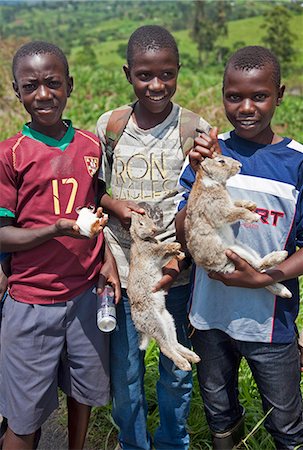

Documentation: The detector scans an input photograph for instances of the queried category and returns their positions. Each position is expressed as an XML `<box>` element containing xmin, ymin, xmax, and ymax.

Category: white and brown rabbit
<box><xmin>127</xmin><ymin>211</ymin><xmax>201</xmax><ymax>371</ymax></box>
<box><xmin>185</xmin><ymin>155</ymin><xmax>292</xmax><ymax>298</ymax></box>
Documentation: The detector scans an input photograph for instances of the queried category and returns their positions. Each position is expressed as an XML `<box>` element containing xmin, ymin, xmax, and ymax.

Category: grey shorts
<box><xmin>0</xmin><ymin>286</ymin><xmax>110</xmax><ymax>435</ymax></box>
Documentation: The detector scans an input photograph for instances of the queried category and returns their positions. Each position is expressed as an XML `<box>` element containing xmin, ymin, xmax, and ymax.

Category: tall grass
<box><xmin>85</xmin><ymin>341</ymin><xmax>294</xmax><ymax>449</ymax></box>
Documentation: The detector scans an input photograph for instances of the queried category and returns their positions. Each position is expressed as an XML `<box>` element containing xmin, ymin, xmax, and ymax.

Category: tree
<box><xmin>191</xmin><ymin>0</ymin><xmax>230</xmax><ymax>65</ymax></box>
<box><xmin>262</xmin><ymin>6</ymin><xmax>296</xmax><ymax>72</ymax></box>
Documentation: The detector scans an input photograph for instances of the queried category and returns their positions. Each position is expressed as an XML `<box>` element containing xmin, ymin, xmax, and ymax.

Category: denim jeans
<box><xmin>191</xmin><ymin>329</ymin><xmax>303</xmax><ymax>450</ymax></box>
<box><xmin>110</xmin><ymin>285</ymin><xmax>192</xmax><ymax>450</ymax></box>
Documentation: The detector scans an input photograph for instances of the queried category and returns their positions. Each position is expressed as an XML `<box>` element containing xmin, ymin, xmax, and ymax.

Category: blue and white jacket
<box><xmin>177</xmin><ymin>131</ymin><xmax>303</xmax><ymax>344</ymax></box>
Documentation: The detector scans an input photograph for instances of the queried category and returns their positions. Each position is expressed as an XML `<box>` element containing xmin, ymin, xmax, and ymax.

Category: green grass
<box><xmin>84</xmin><ymin>336</ymin><xmax>303</xmax><ymax>450</ymax></box>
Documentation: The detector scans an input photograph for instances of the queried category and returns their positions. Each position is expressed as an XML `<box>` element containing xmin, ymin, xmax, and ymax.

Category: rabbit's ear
<box><xmin>131</xmin><ymin>211</ymin><xmax>140</xmax><ymax>223</ymax></box>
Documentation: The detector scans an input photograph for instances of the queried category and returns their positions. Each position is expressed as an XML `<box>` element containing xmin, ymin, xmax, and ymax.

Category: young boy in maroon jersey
<box><xmin>0</xmin><ymin>41</ymin><xmax>121</xmax><ymax>450</ymax></box>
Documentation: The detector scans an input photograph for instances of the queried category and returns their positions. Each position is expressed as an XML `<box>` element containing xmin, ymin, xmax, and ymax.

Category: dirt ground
<box><xmin>38</xmin><ymin>410</ymin><xmax>68</xmax><ymax>450</ymax></box>
<box><xmin>1</xmin><ymin>411</ymin><xmax>91</xmax><ymax>450</ymax></box>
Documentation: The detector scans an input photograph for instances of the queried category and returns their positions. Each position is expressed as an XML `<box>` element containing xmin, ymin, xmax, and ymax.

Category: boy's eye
<box><xmin>138</xmin><ymin>73</ymin><xmax>150</xmax><ymax>81</ymax></box>
<box><xmin>22</xmin><ymin>83</ymin><xmax>36</xmax><ymax>92</ymax></box>
<box><xmin>161</xmin><ymin>72</ymin><xmax>174</xmax><ymax>81</ymax></box>
<box><xmin>227</xmin><ymin>94</ymin><xmax>241</xmax><ymax>102</ymax></box>
<box><xmin>254</xmin><ymin>93</ymin><xmax>267</xmax><ymax>101</ymax></box>
<box><xmin>47</xmin><ymin>80</ymin><xmax>62</xmax><ymax>89</ymax></box>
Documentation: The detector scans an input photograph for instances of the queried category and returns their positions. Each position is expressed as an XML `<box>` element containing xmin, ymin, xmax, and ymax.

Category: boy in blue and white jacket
<box><xmin>176</xmin><ymin>46</ymin><xmax>303</xmax><ymax>450</ymax></box>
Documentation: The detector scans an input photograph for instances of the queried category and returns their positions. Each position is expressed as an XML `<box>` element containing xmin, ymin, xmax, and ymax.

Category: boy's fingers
<box><xmin>194</xmin><ymin>133</ymin><xmax>213</xmax><ymax>148</ymax></box>
<box><xmin>95</xmin><ymin>207</ymin><xmax>103</xmax><ymax>218</ymax></box>
<box><xmin>193</xmin><ymin>146</ymin><xmax>215</xmax><ymax>159</ymax></box>
<box><xmin>128</xmin><ymin>203</ymin><xmax>145</xmax><ymax>214</ymax></box>
<box><xmin>209</xmin><ymin>127</ymin><xmax>222</xmax><ymax>155</ymax></box>
<box><xmin>209</xmin><ymin>127</ymin><xmax>218</xmax><ymax>141</ymax></box>
<box><xmin>97</xmin><ymin>273</ymin><xmax>106</xmax><ymax>295</ymax></box>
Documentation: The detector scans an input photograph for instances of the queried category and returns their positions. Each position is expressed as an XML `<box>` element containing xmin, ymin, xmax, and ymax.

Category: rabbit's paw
<box><xmin>176</xmin><ymin>251</ymin><xmax>186</xmax><ymax>261</ymax></box>
<box><xmin>169</xmin><ymin>242</ymin><xmax>182</xmax><ymax>253</ymax></box>
<box><xmin>234</xmin><ymin>200</ymin><xmax>257</xmax><ymax>211</ymax></box>
<box><xmin>245</xmin><ymin>212</ymin><xmax>260</xmax><ymax>223</ymax></box>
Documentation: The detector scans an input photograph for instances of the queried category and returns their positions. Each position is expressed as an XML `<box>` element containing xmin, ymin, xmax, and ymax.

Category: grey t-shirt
<box><xmin>97</xmin><ymin>103</ymin><xmax>210</xmax><ymax>287</ymax></box>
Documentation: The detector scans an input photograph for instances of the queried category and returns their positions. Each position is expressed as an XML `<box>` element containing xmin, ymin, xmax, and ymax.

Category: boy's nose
<box><xmin>239</xmin><ymin>98</ymin><xmax>255</xmax><ymax>114</ymax></box>
<box><xmin>36</xmin><ymin>84</ymin><xmax>52</xmax><ymax>100</ymax></box>
<box><xmin>149</xmin><ymin>77</ymin><xmax>164</xmax><ymax>91</ymax></box>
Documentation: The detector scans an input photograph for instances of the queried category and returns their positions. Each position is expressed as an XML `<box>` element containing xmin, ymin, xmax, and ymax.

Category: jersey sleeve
<box><xmin>175</xmin><ymin>155</ymin><xmax>196</xmax><ymax>212</ymax></box>
<box><xmin>0</xmin><ymin>140</ymin><xmax>18</xmax><ymax>216</ymax></box>
<box><xmin>96</xmin><ymin>110</ymin><xmax>113</xmax><ymax>189</ymax></box>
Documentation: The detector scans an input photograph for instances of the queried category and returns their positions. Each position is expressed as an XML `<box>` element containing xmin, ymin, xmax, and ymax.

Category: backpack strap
<box><xmin>179</xmin><ymin>107</ymin><xmax>202</xmax><ymax>156</ymax></box>
<box><xmin>105</xmin><ymin>102</ymin><xmax>136</xmax><ymax>168</ymax></box>
<box><xmin>105</xmin><ymin>103</ymin><xmax>203</xmax><ymax>167</ymax></box>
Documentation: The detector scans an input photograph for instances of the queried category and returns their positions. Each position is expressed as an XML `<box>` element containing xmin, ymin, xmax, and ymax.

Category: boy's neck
<box><xmin>235</xmin><ymin>128</ymin><xmax>283</xmax><ymax>146</ymax></box>
<box><xmin>133</xmin><ymin>102</ymin><xmax>173</xmax><ymax>130</ymax></box>
<box><xmin>28</xmin><ymin>120</ymin><xmax>69</xmax><ymax>140</ymax></box>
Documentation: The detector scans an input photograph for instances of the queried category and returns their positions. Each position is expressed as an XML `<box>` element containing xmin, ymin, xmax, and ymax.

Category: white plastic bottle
<box><xmin>97</xmin><ymin>285</ymin><xmax>116</xmax><ymax>332</ymax></box>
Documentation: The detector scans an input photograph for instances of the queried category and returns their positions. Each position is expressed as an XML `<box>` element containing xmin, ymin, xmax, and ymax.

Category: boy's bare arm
<box><xmin>0</xmin><ymin>216</ymin><xmax>85</xmax><ymax>253</ymax></box>
<box><xmin>175</xmin><ymin>206</ymin><xmax>188</xmax><ymax>252</ymax></box>
<box><xmin>209</xmin><ymin>248</ymin><xmax>303</xmax><ymax>288</ymax></box>
<box><xmin>100</xmin><ymin>190</ymin><xmax>145</xmax><ymax>230</ymax></box>
<box><xmin>97</xmin><ymin>241</ymin><xmax>121</xmax><ymax>303</ymax></box>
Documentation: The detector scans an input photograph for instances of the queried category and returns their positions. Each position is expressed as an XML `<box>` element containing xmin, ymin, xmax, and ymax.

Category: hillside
<box><xmin>0</xmin><ymin>1</ymin><xmax>302</xmax><ymax>142</ymax></box>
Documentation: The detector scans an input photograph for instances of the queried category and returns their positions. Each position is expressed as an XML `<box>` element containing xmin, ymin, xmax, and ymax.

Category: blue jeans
<box><xmin>110</xmin><ymin>285</ymin><xmax>192</xmax><ymax>450</ymax></box>
<box><xmin>191</xmin><ymin>329</ymin><xmax>303</xmax><ymax>450</ymax></box>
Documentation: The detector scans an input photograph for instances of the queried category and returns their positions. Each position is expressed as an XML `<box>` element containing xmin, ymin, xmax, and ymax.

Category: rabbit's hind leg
<box><xmin>154</xmin><ymin>309</ymin><xmax>192</xmax><ymax>371</ymax></box>
<box><xmin>258</xmin><ymin>250</ymin><xmax>288</xmax><ymax>271</ymax></box>
<box><xmin>159</xmin><ymin>309</ymin><xmax>200</xmax><ymax>366</ymax></box>
<box><xmin>160</xmin><ymin>345</ymin><xmax>192</xmax><ymax>371</ymax></box>
<box><xmin>175</xmin><ymin>344</ymin><xmax>200</xmax><ymax>364</ymax></box>
<box><xmin>265</xmin><ymin>283</ymin><xmax>292</xmax><ymax>299</ymax></box>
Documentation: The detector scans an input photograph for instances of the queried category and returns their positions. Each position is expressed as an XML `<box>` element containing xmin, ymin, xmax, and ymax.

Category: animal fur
<box><xmin>127</xmin><ymin>212</ymin><xmax>201</xmax><ymax>371</ymax></box>
<box><xmin>185</xmin><ymin>155</ymin><xmax>292</xmax><ymax>299</ymax></box>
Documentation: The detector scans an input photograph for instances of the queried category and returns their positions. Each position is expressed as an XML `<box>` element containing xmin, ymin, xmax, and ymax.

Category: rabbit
<box><xmin>127</xmin><ymin>211</ymin><xmax>201</xmax><ymax>371</ymax></box>
<box><xmin>185</xmin><ymin>155</ymin><xmax>292</xmax><ymax>299</ymax></box>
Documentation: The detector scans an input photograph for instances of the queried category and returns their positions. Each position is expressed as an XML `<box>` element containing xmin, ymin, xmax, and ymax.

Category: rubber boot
<box><xmin>212</xmin><ymin>409</ymin><xmax>245</xmax><ymax>450</ymax></box>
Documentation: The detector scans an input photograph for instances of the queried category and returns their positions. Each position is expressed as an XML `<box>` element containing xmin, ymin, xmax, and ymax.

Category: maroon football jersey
<box><xmin>0</xmin><ymin>121</ymin><xmax>104</xmax><ymax>304</ymax></box>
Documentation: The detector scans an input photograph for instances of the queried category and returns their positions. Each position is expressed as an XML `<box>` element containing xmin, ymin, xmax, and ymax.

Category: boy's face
<box><xmin>123</xmin><ymin>48</ymin><xmax>180</xmax><ymax>117</ymax></box>
<box><xmin>13</xmin><ymin>53</ymin><xmax>73</xmax><ymax>134</ymax></box>
<box><xmin>223</xmin><ymin>65</ymin><xmax>284</xmax><ymax>144</ymax></box>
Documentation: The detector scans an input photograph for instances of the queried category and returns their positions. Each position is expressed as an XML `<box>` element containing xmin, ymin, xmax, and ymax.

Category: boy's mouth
<box><xmin>147</xmin><ymin>95</ymin><xmax>166</xmax><ymax>102</ymax></box>
<box><xmin>35</xmin><ymin>103</ymin><xmax>57</xmax><ymax>112</ymax></box>
<box><xmin>237</xmin><ymin>120</ymin><xmax>258</xmax><ymax>128</ymax></box>
<box><xmin>238</xmin><ymin>120</ymin><xmax>257</xmax><ymax>127</ymax></box>
<box><xmin>36</xmin><ymin>107</ymin><xmax>56</xmax><ymax>111</ymax></box>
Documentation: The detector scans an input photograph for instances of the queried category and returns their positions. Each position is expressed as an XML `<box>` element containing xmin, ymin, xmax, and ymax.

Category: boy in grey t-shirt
<box><xmin>96</xmin><ymin>25</ymin><xmax>210</xmax><ymax>450</ymax></box>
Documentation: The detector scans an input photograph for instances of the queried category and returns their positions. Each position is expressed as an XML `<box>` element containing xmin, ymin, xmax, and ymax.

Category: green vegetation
<box><xmin>0</xmin><ymin>1</ymin><xmax>302</xmax><ymax>448</ymax></box>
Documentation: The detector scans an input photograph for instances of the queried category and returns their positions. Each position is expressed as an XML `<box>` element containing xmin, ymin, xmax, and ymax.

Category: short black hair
<box><xmin>12</xmin><ymin>41</ymin><xmax>69</xmax><ymax>81</ymax></box>
<box><xmin>127</xmin><ymin>25</ymin><xmax>179</xmax><ymax>67</ymax></box>
<box><xmin>223</xmin><ymin>46</ymin><xmax>281</xmax><ymax>89</ymax></box>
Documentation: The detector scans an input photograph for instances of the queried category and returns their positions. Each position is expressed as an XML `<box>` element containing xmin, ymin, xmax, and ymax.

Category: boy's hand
<box><xmin>55</xmin><ymin>218</ymin><xmax>85</xmax><ymax>238</ymax></box>
<box><xmin>208</xmin><ymin>249</ymin><xmax>268</xmax><ymax>288</ymax></box>
<box><xmin>152</xmin><ymin>257</ymin><xmax>184</xmax><ymax>293</ymax></box>
<box><xmin>97</xmin><ymin>243</ymin><xmax>121</xmax><ymax>303</ymax></box>
<box><xmin>190</xmin><ymin>127</ymin><xmax>221</xmax><ymax>171</ymax></box>
<box><xmin>55</xmin><ymin>207</ymin><xmax>107</xmax><ymax>239</ymax></box>
<box><xmin>115</xmin><ymin>200</ymin><xmax>146</xmax><ymax>230</ymax></box>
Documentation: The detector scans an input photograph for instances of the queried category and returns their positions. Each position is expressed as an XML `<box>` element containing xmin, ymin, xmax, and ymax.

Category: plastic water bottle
<box><xmin>97</xmin><ymin>285</ymin><xmax>116</xmax><ymax>332</ymax></box>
